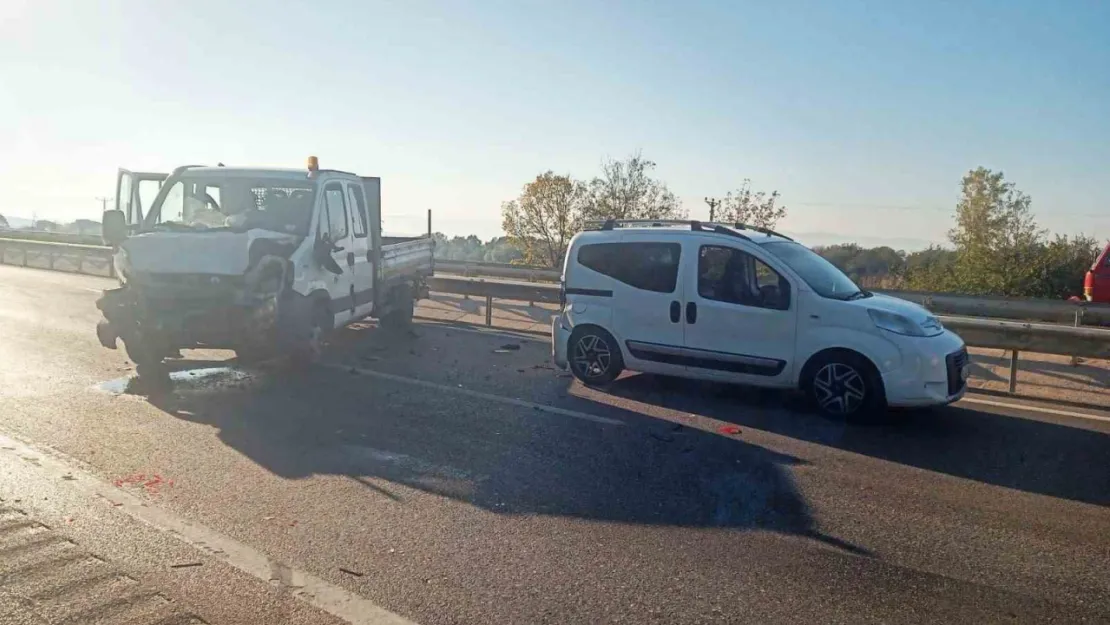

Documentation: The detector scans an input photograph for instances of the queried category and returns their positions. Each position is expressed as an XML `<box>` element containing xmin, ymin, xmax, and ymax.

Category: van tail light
<box><xmin>1084</xmin><ymin>271</ymin><xmax>1094</xmax><ymax>301</ymax></box>
<box><xmin>559</xmin><ymin>279</ymin><xmax>566</xmax><ymax>308</ymax></box>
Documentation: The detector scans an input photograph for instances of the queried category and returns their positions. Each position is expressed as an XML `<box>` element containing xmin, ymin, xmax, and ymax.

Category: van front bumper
<box><xmin>882</xmin><ymin>330</ymin><xmax>969</xmax><ymax>408</ymax></box>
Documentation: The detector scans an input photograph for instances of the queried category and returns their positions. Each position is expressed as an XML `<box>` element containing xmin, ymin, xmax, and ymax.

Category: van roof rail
<box><xmin>583</xmin><ymin>219</ymin><xmax>752</xmax><ymax>241</ymax></box>
<box><xmin>731</xmin><ymin>222</ymin><xmax>794</xmax><ymax>241</ymax></box>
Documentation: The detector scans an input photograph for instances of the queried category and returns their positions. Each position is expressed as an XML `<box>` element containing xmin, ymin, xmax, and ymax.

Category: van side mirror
<box><xmin>102</xmin><ymin>210</ymin><xmax>128</xmax><ymax>247</ymax></box>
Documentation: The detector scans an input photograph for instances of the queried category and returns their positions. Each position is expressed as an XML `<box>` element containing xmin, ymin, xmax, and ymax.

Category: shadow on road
<box><xmin>600</xmin><ymin>374</ymin><xmax>1110</xmax><ymax>507</ymax></box>
<box><xmin>132</xmin><ymin>344</ymin><xmax>869</xmax><ymax>556</ymax></box>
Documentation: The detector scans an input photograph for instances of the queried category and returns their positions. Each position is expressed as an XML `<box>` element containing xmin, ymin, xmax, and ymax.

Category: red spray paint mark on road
<box><xmin>717</xmin><ymin>425</ymin><xmax>742</xmax><ymax>436</ymax></box>
<box><xmin>113</xmin><ymin>473</ymin><xmax>173</xmax><ymax>495</ymax></box>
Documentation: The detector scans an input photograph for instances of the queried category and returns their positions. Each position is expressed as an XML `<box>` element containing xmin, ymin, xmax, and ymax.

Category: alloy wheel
<box><xmin>572</xmin><ymin>334</ymin><xmax>611</xmax><ymax>379</ymax></box>
<box><xmin>813</xmin><ymin>362</ymin><xmax>866</xmax><ymax>415</ymax></box>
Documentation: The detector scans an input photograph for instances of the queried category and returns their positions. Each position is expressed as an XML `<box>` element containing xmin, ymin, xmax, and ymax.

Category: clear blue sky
<box><xmin>2</xmin><ymin>0</ymin><xmax>1107</xmax><ymax>249</ymax></box>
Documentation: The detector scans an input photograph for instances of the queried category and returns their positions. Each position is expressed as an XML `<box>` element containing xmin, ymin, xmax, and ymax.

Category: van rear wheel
<box><xmin>568</xmin><ymin>327</ymin><xmax>623</xmax><ymax>386</ymax></box>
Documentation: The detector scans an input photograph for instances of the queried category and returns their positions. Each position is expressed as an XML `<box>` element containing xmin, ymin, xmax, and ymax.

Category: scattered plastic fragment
<box><xmin>339</xmin><ymin>567</ymin><xmax>364</xmax><ymax>577</ymax></box>
<box><xmin>717</xmin><ymin>425</ymin><xmax>742</xmax><ymax>435</ymax></box>
<box><xmin>170</xmin><ymin>562</ymin><xmax>202</xmax><ymax>569</ymax></box>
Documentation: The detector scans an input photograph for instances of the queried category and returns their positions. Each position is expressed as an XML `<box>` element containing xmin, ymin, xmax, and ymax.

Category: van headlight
<box><xmin>868</xmin><ymin>309</ymin><xmax>940</xmax><ymax>337</ymax></box>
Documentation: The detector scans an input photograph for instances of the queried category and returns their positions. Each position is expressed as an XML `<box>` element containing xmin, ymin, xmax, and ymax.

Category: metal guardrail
<box><xmin>427</xmin><ymin>275</ymin><xmax>1110</xmax><ymax>394</ymax></box>
<box><xmin>4</xmin><ymin>239</ymin><xmax>1106</xmax><ymax>393</ymax></box>
<box><xmin>435</xmin><ymin>260</ymin><xmax>1110</xmax><ymax>327</ymax></box>
<box><xmin>0</xmin><ymin>237</ymin><xmax>115</xmax><ymax>277</ymax></box>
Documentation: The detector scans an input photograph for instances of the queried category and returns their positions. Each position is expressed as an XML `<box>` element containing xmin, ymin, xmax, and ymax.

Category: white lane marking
<box><xmin>960</xmin><ymin>396</ymin><xmax>1110</xmax><ymax>424</ymax></box>
<box><xmin>0</xmin><ymin>430</ymin><xmax>417</xmax><ymax>625</ymax></box>
<box><xmin>320</xmin><ymin>364</ymin><xmax>624</xmax><ymax>427</ymax></box>
<box><xmin>82</xmin><ymin>287</ymin><xmax>105</xmax><ymax>293</ymax></box>
<box><xmin>413</xmin><ymin>318</ymin><xmax>546</xmax><ymax>343</ymax></box>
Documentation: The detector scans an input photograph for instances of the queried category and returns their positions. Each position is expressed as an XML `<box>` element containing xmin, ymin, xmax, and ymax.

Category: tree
<box><xmin>716</xmin><ymin>180</ymin><xmax>786</xmax><ymax>228</ymax></box>
<box><xmin>501</xmin><ymin>171</ymin><xmax>586</xmax><ymax>267</ymax></box>
<box><xmin>950</xmin><ymin>167</ymin><xmax>1042</xmax><ymax>254</ymax></box>
<box><xmin>0</xmin><ymin>214</ymin><xmax>8</xmax><ymax>229</ymax></box>
<box><xmin>582</xmin><ymin>152</ymin><xmax>685</xmax><ymax>222</ymax></box>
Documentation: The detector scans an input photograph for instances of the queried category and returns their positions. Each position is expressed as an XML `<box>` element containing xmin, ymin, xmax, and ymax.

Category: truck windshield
<box><xmin>143</xmin><ymin>176</ymin><xmax>316</xmax><ymax>236</ymax></box>
<box><xmin>762</xmin><ymin>241</ymin><xmax>867</xmax><ymax>301</ymax></box>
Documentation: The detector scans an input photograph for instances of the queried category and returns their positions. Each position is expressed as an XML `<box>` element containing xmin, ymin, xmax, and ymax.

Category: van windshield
<box><xmin>143</xmin><ymin>175</ymin><xmax>316</xmax><ymax>236</ymax></box>
<box><xmin>762</xmin><ymin>241</ymin><xmax>868</xmax><ymax>301</ymax></box>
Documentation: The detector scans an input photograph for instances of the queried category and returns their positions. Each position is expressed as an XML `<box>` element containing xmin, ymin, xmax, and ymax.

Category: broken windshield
<box><xmin>144</xmin><ymin>175</ymin><xmax>316</xmax><ymax>236</ymax></box>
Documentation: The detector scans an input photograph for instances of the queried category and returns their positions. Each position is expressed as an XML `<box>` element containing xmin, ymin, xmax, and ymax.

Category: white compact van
<box><xmin>552</xmin><ymin>220</ymin><xmax>968</xmax><ymax>418</ymax></box>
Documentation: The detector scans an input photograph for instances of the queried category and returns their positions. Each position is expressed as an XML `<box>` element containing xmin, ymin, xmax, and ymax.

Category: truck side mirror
<box><xmin>313</xmin><ymin>234</ymin><xmax>344</xmax><ymax>275</ymax></box>
<box><xmin>102</xmin><ymin>210</ymin><xmax>128</xmax><ymax>247</ymax></box>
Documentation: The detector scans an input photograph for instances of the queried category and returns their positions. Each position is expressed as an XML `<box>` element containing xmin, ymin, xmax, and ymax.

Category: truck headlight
<box><xmin>113</xmin><ymin>249</ymin><xmax>133</xmax><ymax>281</ymax></box>
<box><xmin>868</xmin><ymin>309</ymin><xmax>939</xmax><ymax>337</ymax></box>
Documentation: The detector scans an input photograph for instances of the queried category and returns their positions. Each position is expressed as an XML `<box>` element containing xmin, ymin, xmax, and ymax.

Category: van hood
<box><xmin>854</xmin><ymin>293</ymin><xmax>937</xmax><ymax>323</ymax></box>
<box><xmin>120</xmin><ymin>229</ymin><xmax>301</xmax><ymax>276</ymax></box>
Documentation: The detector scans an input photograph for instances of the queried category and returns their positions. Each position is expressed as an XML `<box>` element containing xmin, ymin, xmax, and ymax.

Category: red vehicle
<box><xmin>1085</xmin><ymin>243</ymin><xmax>1110</xmax><ymax>303</ymax></box>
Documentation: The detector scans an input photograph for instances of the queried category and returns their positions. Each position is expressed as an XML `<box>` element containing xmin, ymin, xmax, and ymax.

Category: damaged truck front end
<box><xmin>96</xmin><ymin>242</ymin><xmax>312</xmax><ymax>377</ymax></box>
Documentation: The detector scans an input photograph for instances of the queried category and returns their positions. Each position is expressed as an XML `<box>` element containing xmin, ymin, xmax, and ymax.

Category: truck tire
<box><xmin>379</xmin><ymin>285</ymin><xmax>414</xmax><ymax>333</ymax></box>
<box><xmin>289</xmin><ymin>304</ymin><xmax>330</xmax><ymax>368</ymax></box>
<box><xmin>123</xmin><ymin>334</ymin><xmax>170</xmax><ymax>385</ymax></box>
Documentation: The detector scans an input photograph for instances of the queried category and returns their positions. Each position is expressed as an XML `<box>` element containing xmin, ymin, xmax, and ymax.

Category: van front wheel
<box><xmin>568</xmin><ymin>327</ymin><xmax>623</xmax><ymax>386</ymax></box>
<box><xmin>804</xmin><ymin>351</ymin><xmax>885</xmax><ymax>420</ymax></box>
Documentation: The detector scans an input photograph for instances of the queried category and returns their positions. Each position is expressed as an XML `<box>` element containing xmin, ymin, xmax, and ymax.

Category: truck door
<box><xmin>345</xmin><ymin>181</ymin><xmax>375</xmax><ymax>318</ymax></box>
<box><xmin>115</xmin><ymin>169</ymin><xmax>167</xmax><ymax>229</ymax></box>
<box><xmin>319</xmin><ymin>181</ymin><xmax>356</xmax><ymax>328</ymax></box>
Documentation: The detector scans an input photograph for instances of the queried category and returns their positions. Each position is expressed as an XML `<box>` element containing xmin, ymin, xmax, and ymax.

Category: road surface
<box><xmin>1</xmin><ymin>265</ymin><xmax>1108</xmax><ymax>624</ymax></box>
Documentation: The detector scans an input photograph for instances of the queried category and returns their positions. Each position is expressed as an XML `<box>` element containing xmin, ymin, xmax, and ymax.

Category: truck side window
<box><xmin>347</xmin><ymin>185</ymin><xmax>368</xmax><ymax>239</ymax></box>
<box><xmin>323</xmin><ymin>183</ymin><xmax>349</xmax><ymax>240</ymax></box>
<box><xmin>577</xmin><ymin>242</ymin><xmax>681</xmax><ymax>293</ymax></box>
<box><xmin>698</xmin><ymin>245</ymin><xmax>789</xmax><ymax>310</ymax></box>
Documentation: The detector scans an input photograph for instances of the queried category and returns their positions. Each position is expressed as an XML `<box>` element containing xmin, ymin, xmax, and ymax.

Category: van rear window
<box><xmin>577</xmin><ymin>243</ymin><xmax>681</xmax><ymax>293</ymax></box>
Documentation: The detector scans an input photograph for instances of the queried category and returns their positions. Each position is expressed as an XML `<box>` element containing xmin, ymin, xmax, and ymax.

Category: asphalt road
<box><xmin>1</xmin><ymin>264</ymin><xmax>1108</xmax><ymax>625</ymax></box>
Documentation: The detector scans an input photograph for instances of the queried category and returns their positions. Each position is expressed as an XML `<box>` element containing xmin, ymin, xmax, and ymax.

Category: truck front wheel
<box><xmin>123</xmin><ymin>334</ymin><xmax>169</xmax><ymax>383</ymax></box>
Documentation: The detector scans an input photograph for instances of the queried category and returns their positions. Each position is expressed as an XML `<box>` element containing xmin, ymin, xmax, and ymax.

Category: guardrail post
<box><xmin>485</xmin><ymin>295</ymin><xmax>493</xmax><ymax>326</ymax></box>
<box><xmin>48</xmin><ymin>251</ymin><xmax>56</xmax><ymax>270</ymax></box>
<box><xmin>21</xmin><ymin>246</ymin><xmax>27</xmax><ymax>267</ymax></box>
<box><xmin>108</xmin><ymin>254</ymin><xmax>116</xmax><ymax>279</ymax></box>
<box><xmin>1070</xmin><ymin>310</ymin><xmax>1084</xmax><ymax>366</ymax></box>
<box><xmin>77</xmin><ymin>251</ymin><xmax>85</xmax><ymax>274</ymax></box>
<box><xmin>1008</xmin><ymin>350</ymin><xmax>1019</xmax><ymax>393</ymax></box>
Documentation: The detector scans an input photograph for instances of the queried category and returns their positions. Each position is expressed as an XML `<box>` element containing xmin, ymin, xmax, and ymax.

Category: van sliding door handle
<box><xmin>686</xmin><ymin>302</ymin><xmax>697</xmax><ymax>324</ymax></box>
<box><xmin>669</xmin><ymin>301</ymin><xmax>680</xmax><ymax>323</ymax></box>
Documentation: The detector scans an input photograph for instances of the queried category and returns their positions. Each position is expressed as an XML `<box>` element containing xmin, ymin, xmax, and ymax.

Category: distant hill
<box><xmin>782</xmin><ymin>231</ymin><xmax>943</xmax><ymax>252</ymax></box>
<box><xmin>0</xmin><ymin>215</ymin><xmax>34</xmax><ymax>230</ymax></box>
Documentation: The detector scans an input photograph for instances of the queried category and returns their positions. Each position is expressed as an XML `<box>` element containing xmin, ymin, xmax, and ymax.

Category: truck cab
<box><xmin>96</xmin><ymin>159</ymin><xmax>433</xmax><ymax>378</ymax></box>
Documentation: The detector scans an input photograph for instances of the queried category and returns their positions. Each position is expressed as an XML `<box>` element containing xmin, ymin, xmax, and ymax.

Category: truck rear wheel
<box><xmin>379</xmin><ymin>285</ymin><xmax>414</xmax><ymax>333</ymax></box>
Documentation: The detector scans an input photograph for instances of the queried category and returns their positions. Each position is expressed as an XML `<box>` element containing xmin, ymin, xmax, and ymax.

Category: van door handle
<box><xmin>669</xmin><ymin>300</ymin><xmax>680</xmax><ymax>323</ymax></box>
<box><xmin>686</xmin><ymin>302</ymin><xmax>697</xmax><ymax>324</ymax></box>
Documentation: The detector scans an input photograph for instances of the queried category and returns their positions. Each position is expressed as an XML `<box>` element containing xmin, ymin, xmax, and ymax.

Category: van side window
<box><xmin>577</xmin><ymin>242</ymin><xmax>681</xmax><ymax>293</ymax></box>
<box><xmin>698</xmin><ymin>245</ymin><xmax>790</xmax><ymax>310</ymax></box>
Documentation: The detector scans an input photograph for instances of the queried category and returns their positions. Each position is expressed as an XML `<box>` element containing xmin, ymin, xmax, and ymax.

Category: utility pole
<box><xmin>704</xmin><ymin>197</ymin><xmax>721</xmax><ymax>222</ymax></box>
<box><xmin>95</xmin><ymin>197</ymin><xmax>113</xmax><ymax>213</ymax></box>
